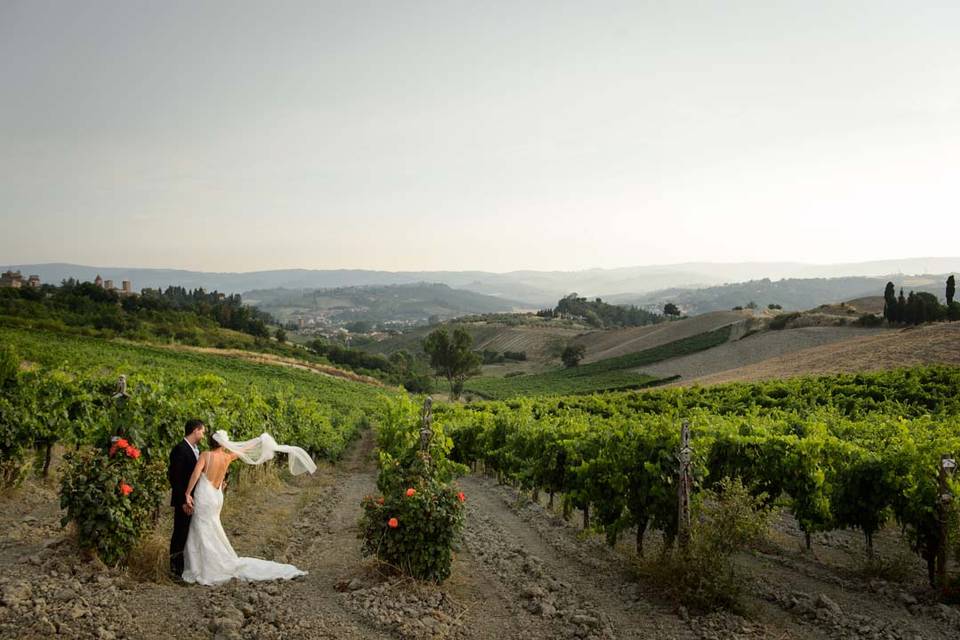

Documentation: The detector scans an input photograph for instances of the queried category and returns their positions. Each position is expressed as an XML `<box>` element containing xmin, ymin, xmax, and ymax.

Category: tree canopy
<box><xmin>422</xmin><ymin>328</ymin><xmax>481</xmax><ymax>399</ymax></box>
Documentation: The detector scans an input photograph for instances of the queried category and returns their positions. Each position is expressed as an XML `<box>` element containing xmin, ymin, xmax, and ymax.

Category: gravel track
<box><xmin>2</xmin><ymin>434</ymin><xmax>959</xmax><ymax>640</ymax></box>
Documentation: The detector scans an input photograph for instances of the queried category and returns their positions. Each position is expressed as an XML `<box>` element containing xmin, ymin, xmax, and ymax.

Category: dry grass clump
<box><xmin>127</xmin><ymin>528</ymin><xmax>174</xmax><ymax>584</ymax></box>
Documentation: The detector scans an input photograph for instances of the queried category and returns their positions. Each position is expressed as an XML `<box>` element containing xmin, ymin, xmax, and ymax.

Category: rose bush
<box><xmin>359</xmin><ymin>396</ymin><xmax>466</xmax><ymax>582</ymax></box>
<box><xmin>59</xmin><ymin>437</ymin><xmax>165</xmax><ymax>565</ymax></box>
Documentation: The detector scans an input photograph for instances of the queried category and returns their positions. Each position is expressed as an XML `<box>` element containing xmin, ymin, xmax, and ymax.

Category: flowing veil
<box><xmin>212</xmin><ymin>430</ymin><xmax>317</xmax><ymax>476</ymax></box>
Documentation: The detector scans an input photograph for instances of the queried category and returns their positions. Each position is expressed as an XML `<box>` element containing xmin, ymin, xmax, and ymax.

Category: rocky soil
<box><xmin>2</xmin><ymin>432</ymin><xmax>959</xmax><ymax>639</ymax></box>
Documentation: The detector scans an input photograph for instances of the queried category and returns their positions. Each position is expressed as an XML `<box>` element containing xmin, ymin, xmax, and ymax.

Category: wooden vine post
<box><xmin>110</xmin><ymin>374</ymin><xmax>130</xmax><ymax>443</ymax></box>
<box><xmin>677</xmin><ymin>420</ymin><xmax>692</xmax><ymax>551</ymax></box>
<box><xmin>937</xmin><ymin>454</ymin><xmax>956</xmax><ymax>590</ymax></box>
<box><xmin>419</xmin><ymin>396</ymin><xmax>433</xmax><ymax>469</ymax></box>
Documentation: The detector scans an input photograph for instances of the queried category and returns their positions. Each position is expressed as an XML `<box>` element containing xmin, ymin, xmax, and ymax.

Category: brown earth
<box><xmin>639</xmin><ymin>326</ymin><xmax>886</xmax><ymax>383</ymax></box>
<box><xmin>677</xmin><ymin>322</ymin><xmax>960</xmax><ymax>387</ymax></box>
<box><xmin>575</xmin><ymin>311</ymin><xmax>751</xmax><ymax>364</ymax></box>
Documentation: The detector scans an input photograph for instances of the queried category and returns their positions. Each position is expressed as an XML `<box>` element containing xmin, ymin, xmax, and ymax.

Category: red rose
<box><xmin>119</xmin><ymin>483</ymin><xmax>133</xmax><ymax>496</ymax></box>
<box><xmin>457</xmin><ymin>492</ymin><xmax>466</xmax><ymax>503</ymax></box>
<box><xmin>109</xmin><ymin>445</ymin><xmax>119</xmax><ymax>457</ymax></box>
<box><xmin>126</xmin><ymin>447</ymin><xmax>141</xmax><ymax>459</ymax></box>
<box><xmin>405</xmin><ymin>488</ymin><xmax>416</xmax><ymax>497</ymax></box>
<box><xmin>387</xmin><ymin>517</ymin><xmax>399</xmax><ymax>529</ymax></box>
<box><xmin>115</xmin><ymin>439</ymin><xmax>129</xmax><ymax>449</ymax></box>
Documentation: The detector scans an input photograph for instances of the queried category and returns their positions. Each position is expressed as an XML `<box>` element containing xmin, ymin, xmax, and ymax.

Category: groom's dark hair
<box><xmin>184</xmin><ymin>418</ymin><xmax>205</xmax><ymax>437</ymax></box>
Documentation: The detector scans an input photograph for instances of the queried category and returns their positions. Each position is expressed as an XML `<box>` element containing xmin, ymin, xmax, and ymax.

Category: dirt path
<box><xmin>3</xmin><ymin>437</ymin><xmax>959</xmax><ymax>640</ymax></box>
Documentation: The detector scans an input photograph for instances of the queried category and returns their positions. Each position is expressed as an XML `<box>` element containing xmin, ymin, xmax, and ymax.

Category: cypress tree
<box><xmin>883</xmin><ymin>282</ymin><xmax>896</xmax><ymax>322</ymax></box>
<box><xmin>947</xmin><ymin>275</ymin><xmax>956</xmax><ymax>306</ymax></box>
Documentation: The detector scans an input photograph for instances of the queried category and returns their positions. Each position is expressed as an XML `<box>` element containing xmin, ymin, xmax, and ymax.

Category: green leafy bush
<box><xmin>769</xmin><ymin>312</ymin><xmax>801</xmax><ymax>330</ymax></box>
<box><xmin>360</xmin><ymin>396</ymin><xmax>466</xmax><ymax>582</ymax></box>
<box><xmin>359</xmin><ymin>474</ymin><xmax>465</xmax><ymax>582</ymax></box>
<box><xmin>647</xmin><ymin>477</ymin><xmax>773</xmax><ymax>611</ymax></box>
<box><xmin>59</xmin><ymin>438</ymin><xmax>165</xmax><ymax>565</ymax></box>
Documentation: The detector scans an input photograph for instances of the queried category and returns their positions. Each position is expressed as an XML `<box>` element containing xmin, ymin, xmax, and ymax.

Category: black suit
<box><xmin>167</xmin><ymin>440</ymin><xmax>198</xmax><ymax>577</ymax></box>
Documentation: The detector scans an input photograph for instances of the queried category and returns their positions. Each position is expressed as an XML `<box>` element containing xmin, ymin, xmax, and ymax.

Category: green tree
<box><xmin>561</xmin><ymin>344</ymin><xmax>586</xmax><ymax>368</ymax></box>
<box><xmin>422</xmin><ymin>328</ymin><xmax>481</xmax><ymax>400</ymax></box>
<box><xmin>947</xmin><ymin>275</ymin><xmax>956</xmax><ymax>306</ymax></box>
<box><xmin>883</xmin><ymin>281</ymin><xmax>897</xmax><ymax>323</ymax></box>
<box><xmin>663</xmin><ymin>302</ymin><xmax>681</xmax><ymax>317</ymax></box>
<box><xmin>274</xmin><ymin>327</ymin><xmax>287</xmax><ymax>343</ymax></box>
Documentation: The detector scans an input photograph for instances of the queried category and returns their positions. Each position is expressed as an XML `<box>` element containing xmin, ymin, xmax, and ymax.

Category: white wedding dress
<box><xmin>182</xmin><ymin>473</ymin><xmax>306</xmax><ymax>586</ymax></box>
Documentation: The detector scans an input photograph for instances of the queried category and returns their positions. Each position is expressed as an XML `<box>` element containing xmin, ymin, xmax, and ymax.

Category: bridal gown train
<box><xmin>182</xmin><ymin>473</ymin><xmax>306</xmax><ymax>586</ymax></box>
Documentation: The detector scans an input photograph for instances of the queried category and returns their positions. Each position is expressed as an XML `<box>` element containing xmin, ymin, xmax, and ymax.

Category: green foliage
<box><xmin>0</xmin><ymin>281</ymin><xmax>273</xmax><ymax>343</ymax></box>
<box><xmin>560</xmin><ymin>344</ymin><xmax>586</xmax><ymax>368</ymax></box>
<box><xmin>422</xmin><ymin>328</ymin><xmax>481</xmax><ymax>399</ymax></box>
<box><xmin>555</xmin><ymin>293</ymin><xmax>661</xmax><ymax>328</ymax></box>
<box><xmin>59</xmin><ymin>439</ymin><xmax>166</xmax><ymax>566</ymax></box>
<box><xmin>0</xmin><ymin>326</ymin><xmax>390</xmax><ymax>491</ymax></box>
<box><xmin>360</xmin><ymin>396</ymin><xmax>466</xmax><ymax>582</ymax></box>
<box><xmin>663</xmin><ymin>302</ymin><xmax>681</xmax><ymax>316</ymax></box>
<box><xmin>853</xmin><ymin>313</ymin><xmax>883</xmax><ymax>327</ymax></box>
<box><xmin>464</xmin><ymin>326</ymin><xmax>730</xmax><ymax>399</ymax></box>
<box><xmin>438</xmin><ymin>366</ymin><xmax>960</xmax><ymax>588</ymax></box>
<box><xmin>388</xmin><ymin>350</ymin><xmax>434</xmax><ymax>394</ymax></box>
<box><xmin>769</xmin><ymin>312</ymin><xmax>801</xmax><ymax>330</ymax></box>
<box><xmin>359</xmin><ymin>478</ymin><xmax>465</xmax><ymax>583</ymax></box>
<box><xmin>947</xmin><ymin>275</ymin><xmax>955</xmax><ymax>306</ymax></box>
<box><xmin>648</xmin><ymin>478</ymin><xmax>773</xmax><ymax>611</ymax></box>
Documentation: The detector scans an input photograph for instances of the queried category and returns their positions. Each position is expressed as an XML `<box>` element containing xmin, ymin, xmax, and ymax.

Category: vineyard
<box><xmin>0</xmin><ymin>326</ymin><xmax>393</xmax><ymax>486</ymax></box>
<box><xmin>439</xmin><ymin>366</ymin><xmax>960</xmax><ymax>586</ymax></box>
<box><xmin>462</xmin><ymin>326</ymin><xmax>733</xmax><ymax>399</ymax></box>
<box><xmin>3</xmin><ymin>321</ymin><xmax>960</xmax><ymax>638</ymax></box>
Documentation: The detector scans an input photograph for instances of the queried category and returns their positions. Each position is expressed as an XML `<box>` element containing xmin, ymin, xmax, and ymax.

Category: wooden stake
<box><xmin>677</xmin><ymin>420</ymin><xmax>692</xmax><ymax>551</ymax></box>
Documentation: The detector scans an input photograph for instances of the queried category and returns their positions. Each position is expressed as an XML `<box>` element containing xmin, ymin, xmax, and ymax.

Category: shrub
<box><xmin>769</xmin><ymin>312</ymin><xmax>801</xmax><ymax>330</ymax></box>
<box><xmin>359</xmin><ymin>476</ymin><xmax>465</xmax><ymax>582</ymax></box>
<box><xmin>853</xmin><ymin>313</ymin><xmax>883</xmax><ymax>327</ymax></box>
<box><xmin>360</xmin><ymin>396</ymin><xmax>466</xmax><ymax>582</ymax></box>
<box><xmin>645</xmin><ymin>477</ymin><xmax>772</xmax><ymax>611</ymax></box>
<box><xmin>59</xmin><ymin>438</ymin><xmax>165</xmax><ymax>565</ymax></box>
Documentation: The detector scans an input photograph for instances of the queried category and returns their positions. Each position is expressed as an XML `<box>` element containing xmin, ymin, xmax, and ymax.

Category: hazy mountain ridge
<box><xmin>244</xmin><ymin>282</ymin><xmax>528</xmax><ymax>328</ymax></box>
<box><xmin>5</xmin><ymin>258</ymin><xmax>959</xmax><ymax>308</ymax></box>
<box><xmin>609</xmin><ymin>274</ymin><xmax>954</xmax><ymax>315</ymax></box>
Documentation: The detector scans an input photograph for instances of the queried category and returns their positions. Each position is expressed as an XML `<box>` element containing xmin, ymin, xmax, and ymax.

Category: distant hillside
<box><xmin>609</xmin><ymin>274</ymin><xmax>954</xmax><ymax>315</ymax></box>
<box><xmin>243</xmin><ymin>283</ymin><xmax>528</xmax><ymax>327</ymax></box>
<box><xmin>676</xmin><ymin>322</ymin><xmax>960</xmax><ymax>386</ymax></box>
<box><xmin>8</xmin><ymin>258</ymin><xmax>959</xmax><ymax>305</ymax></box>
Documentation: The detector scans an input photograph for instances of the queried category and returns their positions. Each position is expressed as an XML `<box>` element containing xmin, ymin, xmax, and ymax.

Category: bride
<box><xmin>182</xmin><ymin>429</ymin><xmax>316</xmax><ymax>586</ymax></box>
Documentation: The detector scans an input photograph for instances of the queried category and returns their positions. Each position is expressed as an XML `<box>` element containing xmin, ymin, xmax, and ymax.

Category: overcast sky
<box><xmin>1</xmin><ymin>1</ymin><xmax>958</xmax><ymax>272</ymax></box>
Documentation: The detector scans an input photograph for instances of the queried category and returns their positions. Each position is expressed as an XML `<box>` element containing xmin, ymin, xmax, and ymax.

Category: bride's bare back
<box><xmin>202</xmin><ymin>449</ymin><xmax>234</xmax><ymax>490</ymax></box>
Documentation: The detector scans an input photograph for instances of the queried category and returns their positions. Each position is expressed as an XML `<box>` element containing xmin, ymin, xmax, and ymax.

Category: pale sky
<box><xmin>1</xmin><ymin>1</ymin><xmax>958</xmax><ymax>272</ymax></box>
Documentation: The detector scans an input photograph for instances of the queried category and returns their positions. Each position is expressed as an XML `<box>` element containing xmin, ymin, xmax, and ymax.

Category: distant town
<box><xmin>1</xmin><ymin>270</ymin><xmax>136</xmax><ymax>296</ymax></box>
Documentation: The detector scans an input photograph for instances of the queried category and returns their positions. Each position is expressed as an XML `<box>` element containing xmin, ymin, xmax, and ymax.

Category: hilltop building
<box><xmin>93</xmin><ymin>274</ymin><xmax>135</xmax><ymax>295</ymax></box>
<box><xmin>1</xmin><ymin>270</ymin><xmax>40</xmax><ymax>289</ymax></box>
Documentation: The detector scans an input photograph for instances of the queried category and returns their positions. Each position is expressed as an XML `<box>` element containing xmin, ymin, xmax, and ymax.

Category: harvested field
<box><xmin>640</xmin><ymin>326</ymin><xmax>885</xmax><ymax>382</ymax></box>
<box><xmin>474</xmin><ymin>325</ymin><xmax>585</xmax><ymax>360</ymax></box>
<box><xmin>677</xmin><ymin>321</ymin><xmax>960</xmax><ymax>386</ymax></box>
<box><xmin>576</xmin><ymin>311</ymin><xmax>749</xmax><ymax>363</ymax></box>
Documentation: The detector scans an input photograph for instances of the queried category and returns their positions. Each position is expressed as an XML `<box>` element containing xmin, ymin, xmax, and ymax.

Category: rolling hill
<box><xmin>243</xmin><ymin>283</ymin><xmax>529</xmax><ymax>327</ymax></box>
<box><xmin>608</xmin><ymin>274</ymin><xmax>954</xmax><ymax>315</ymax></box>
<box><xmin>9</xmin><ymin>258</ymin><xmax>958</xmax><ymax>306</ymax></box>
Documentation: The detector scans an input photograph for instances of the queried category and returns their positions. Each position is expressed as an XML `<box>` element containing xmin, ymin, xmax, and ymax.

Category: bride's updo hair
<box><xmin>208</xmin><ymin>431</ymin><xmax>223</xmax><ymax>450</ymax></box>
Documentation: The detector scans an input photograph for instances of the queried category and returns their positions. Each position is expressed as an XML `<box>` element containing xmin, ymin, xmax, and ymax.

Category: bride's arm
<box><xmin>184</xmin><ymin>453</ymin><xmax>207</xmax><ymax>509</ymax></box>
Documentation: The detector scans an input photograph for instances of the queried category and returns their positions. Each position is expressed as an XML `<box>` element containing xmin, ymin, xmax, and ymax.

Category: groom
<box><xmin>168</xmin><ymin>418</ymin><xmax>205</xmax><ymax>579</ymax></box>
